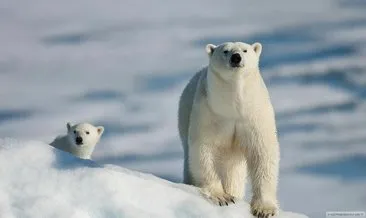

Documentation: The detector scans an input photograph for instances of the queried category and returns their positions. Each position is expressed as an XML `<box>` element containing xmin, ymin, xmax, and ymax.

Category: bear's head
<box><xmin>206</xmin><ymin>42</ymin><xmax>262</xmax><ymax>80</ymax></box>
<box><xmin>66</xmin><ymin>122</ymin><xmax>104</xmax><ymax>148</ymax></box>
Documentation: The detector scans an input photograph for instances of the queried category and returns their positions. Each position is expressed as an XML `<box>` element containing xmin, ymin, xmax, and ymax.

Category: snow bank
<box><xmin>0</xmin><ymin>139</ymin><xmax>308</xmax><ymax>218</ymax></box>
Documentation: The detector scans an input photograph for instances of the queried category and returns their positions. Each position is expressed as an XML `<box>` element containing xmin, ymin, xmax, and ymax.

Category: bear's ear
<box><xmin>67</xmin><ymin>122</ymin><xmax>72</xmax><ymax>131</ymax></box>
<box><xmin>97</xmin><ymin>126</ymin><xmax>104</xmax><ymax>136</ymax></box>
<box><xmin>205</xmin><ymin>44</ymin><xmax>217</xmax><ymax>57</ymax></box>
<box><xmin>252</xmin><ymin>42</ymin><xmax>262</xmax><ymax>57</ymax></box>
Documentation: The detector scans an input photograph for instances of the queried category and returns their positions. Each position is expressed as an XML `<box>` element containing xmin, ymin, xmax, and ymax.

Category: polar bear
<box><xmin>50</xmin><ymin>122</ymin><xmax>104</xmax><ymax>159</ymax></box>
<box><xmin>178</xmin><ymin>42</ymin><xmax>280</xmax><ymax>217</ymax></box>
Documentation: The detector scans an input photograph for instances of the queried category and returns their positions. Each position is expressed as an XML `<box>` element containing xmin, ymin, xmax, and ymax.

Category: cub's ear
<box><xmin>252</xmin><ymin>42</ymin><xmax>262</xmax><ymax>57</ymax></box>
<box><xmin>67</xmin><ymin>122</ymin><xmax>72</xmax><ymax>131</ymax></box>
<box><xmin>205</xmin><ymin>44</ymin><xmax>217</xmax><ymax>57</ymax></box>
<box><xmin>97</xmin><ymin>126</ymin><xmax>104</xmax><ymax>136</ymax></box>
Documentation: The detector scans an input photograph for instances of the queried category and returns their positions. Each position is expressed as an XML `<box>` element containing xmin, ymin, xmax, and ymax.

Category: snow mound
<box><xmin>0</xmin><ymin>139</ymin><xmax>308</xmax><ymax>218</ymax></box>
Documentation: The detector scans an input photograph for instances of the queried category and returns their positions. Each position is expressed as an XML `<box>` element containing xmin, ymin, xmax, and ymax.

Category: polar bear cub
<box><xmin>50</xmin><ymin>122</ymin><xmax>104</xmax><ymax>159</ymax></box>
<box><xmin>178</xmin><ymin>42</ymin><xmax>280</xmax><ymax>217</ymax></box>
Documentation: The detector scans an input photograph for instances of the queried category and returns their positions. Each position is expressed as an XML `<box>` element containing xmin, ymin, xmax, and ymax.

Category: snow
<box><xmin>1</xmin><ymin>0</ymin><xmax>366</xmax><ymax>217</ymax></box>
<box><xmin>0</xmin><ymin>139</ymin><xmax>308</xmax><ymax>218</ymax></box>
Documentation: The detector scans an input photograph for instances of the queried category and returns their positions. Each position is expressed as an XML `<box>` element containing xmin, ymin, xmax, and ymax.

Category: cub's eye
<box><xmin>223</xmin><ymin>50</ymin><xmax>229</xmax><ymax>54</ymax></box>
<box><xmin>86</xmin><ymin>131</ymin><xmax>90</xmax><ymax>135</ymax></box>
<box><xmin>73</xmin><ymin>130</ymin><xmax>76</xmax><ymax>134</ymax></box>
<box><xmin>243</xmin><ymin>49</ymin><xmax>247</xmax><ymax>53</ymax></box>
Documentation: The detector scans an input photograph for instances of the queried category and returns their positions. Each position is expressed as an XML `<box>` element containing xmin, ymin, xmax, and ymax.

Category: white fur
<box><xmin>178</xmin><ymin>42</ymin><xmax>280</xmax><ymax>217</ymax></box>
<box><xmin>50</xmin><ymin>122</ymin><xmax>104</xmax><ymax>159</ymax></box>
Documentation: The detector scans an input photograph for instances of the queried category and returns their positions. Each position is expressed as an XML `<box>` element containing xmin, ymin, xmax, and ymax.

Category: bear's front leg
<box><xmin>189</xmin><ymin>139</ymin><xmax>236</xmax><ymax>207</ymax></box>
<box><xmin>188</xmin><ymin>97</ymin><xmax>238</xmax><ymax>207</ymax></box>
<box><xmin>245</xmin><ymin>139</ymin><xmax>279</xmax><ymax>217</ymax></box>
<box><xmin>200</xmin><ymin>181</ymin><xmax>236</xmax><ymax>206</ymax></box>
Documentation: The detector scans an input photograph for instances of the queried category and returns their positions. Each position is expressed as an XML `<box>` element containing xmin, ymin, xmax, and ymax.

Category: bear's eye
<box><xmin>86</xmin><ymin>131</ymin><xmax>90</xmax><ymax>135</ymax></box>
<box><xmin>73</xmin><ymin>130</ymin><xmax>76</xmax><ymax>134</ymax></box>
<box><xmin>243</xmin><ymin>49</ymin><xmax>247</xmax><ymax>53</ymax></box>
<box><xmin>223</xmin><ymin>50</ymin><xmax>229</xmax><ymax>55</ymax></box>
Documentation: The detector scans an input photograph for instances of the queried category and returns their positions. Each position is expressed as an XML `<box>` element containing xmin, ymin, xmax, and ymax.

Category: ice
<box><xmin>0</xmin><ymin>139</ymin><xmax>308</xmax><ymax>218</ymax></box>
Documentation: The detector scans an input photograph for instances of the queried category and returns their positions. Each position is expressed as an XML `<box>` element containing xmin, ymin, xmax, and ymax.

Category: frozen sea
<box><xmin>0</xmin><ymin>0</ymin><xmax>366</xmax><ymax>217</ymax></box>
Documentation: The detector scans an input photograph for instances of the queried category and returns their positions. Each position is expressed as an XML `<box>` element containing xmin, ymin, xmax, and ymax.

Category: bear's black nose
<box><xmin>76</xmin><ymin>136</ymin><xmax>83</xmax><ymax>145</ymax></box>
<box><xmin>230</xmin><ymin>53</ymin><xmax>241</xmax><ymax>67</ymax></box>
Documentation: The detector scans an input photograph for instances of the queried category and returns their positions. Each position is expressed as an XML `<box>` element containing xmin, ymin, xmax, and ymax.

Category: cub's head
<box><xmin>66</xmin><ymin>122</ymin><xmax>104</xmax><ymax>148</ymax></box>
<box><xmin>206</xmin><ymin>42</ymin><xmax>262</xmax><ymax>79</ymax></box>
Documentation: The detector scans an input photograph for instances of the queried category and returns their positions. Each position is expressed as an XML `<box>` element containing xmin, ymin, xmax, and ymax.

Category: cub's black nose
<box><xmin>76</xmin><ymin>136</ymin><xmax>83</xmax><ymax>145</ymax></box>
<box><xmin>230</xmin><ymin>53</ymin><xmax>241</xmax><ymax>66</ymax></box>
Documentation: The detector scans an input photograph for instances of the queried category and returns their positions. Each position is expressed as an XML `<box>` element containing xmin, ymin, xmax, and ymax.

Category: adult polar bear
<box><xmin>178</xmin><ymin>42</ymin><xmax>279</xmax><ymax>217</ymax></box>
